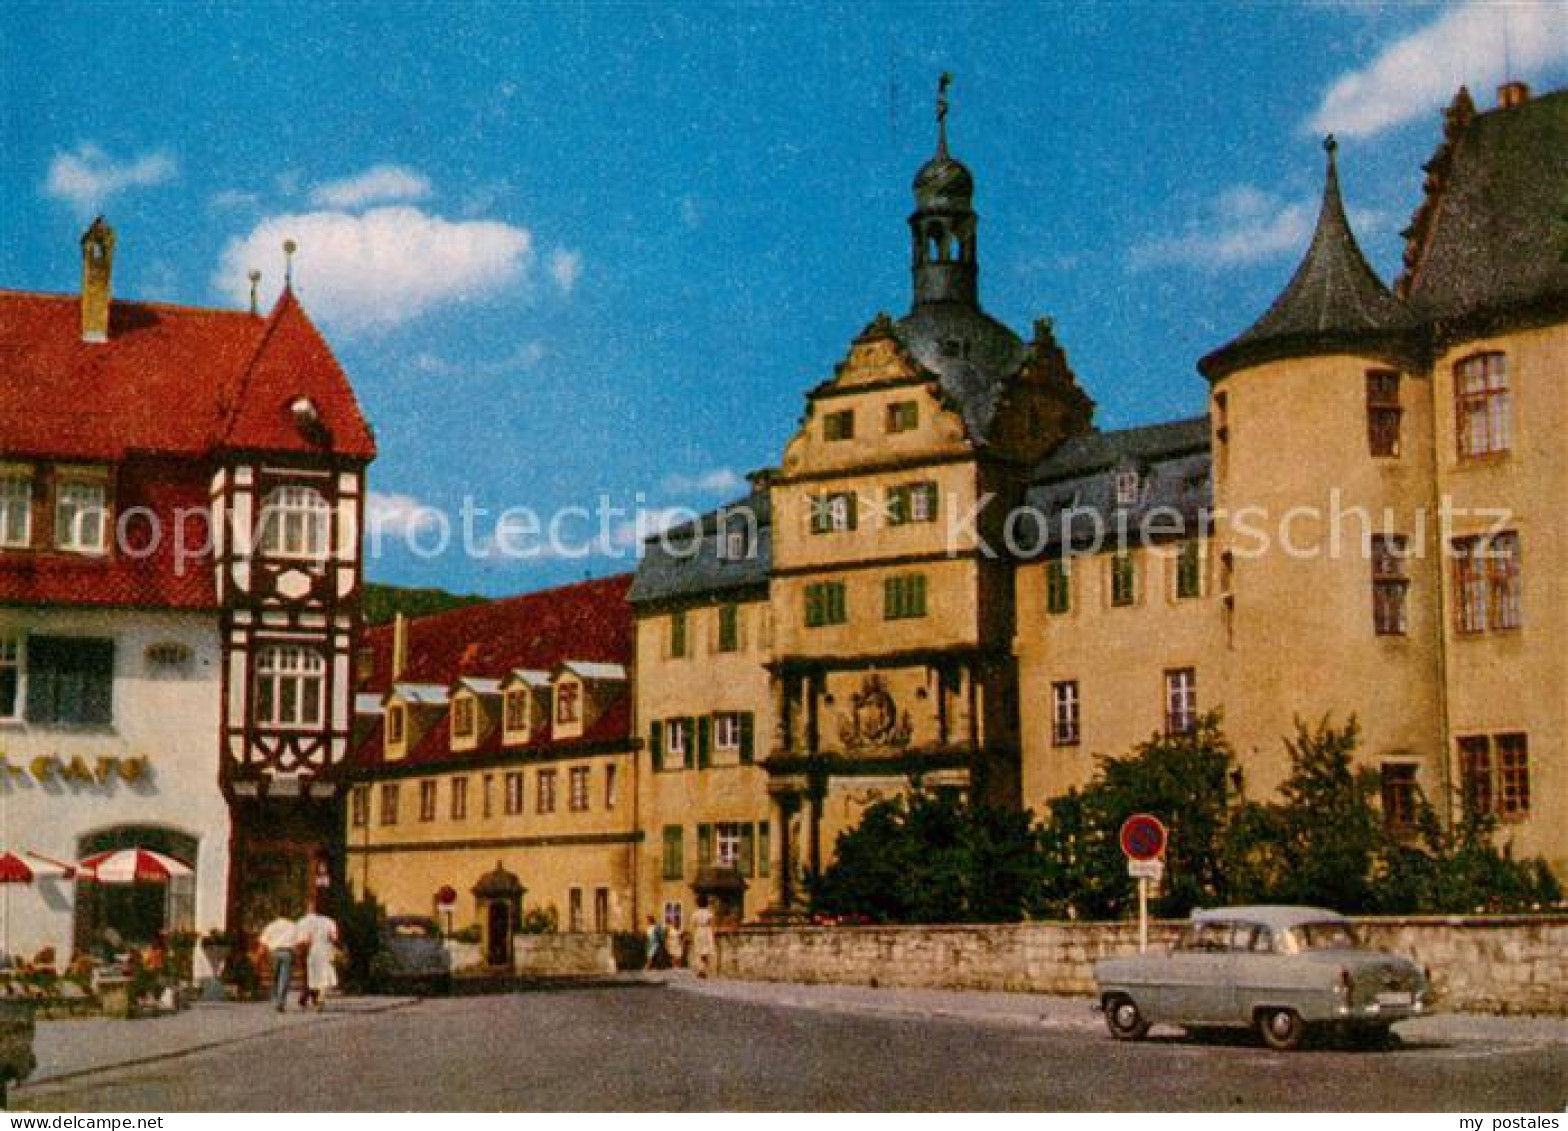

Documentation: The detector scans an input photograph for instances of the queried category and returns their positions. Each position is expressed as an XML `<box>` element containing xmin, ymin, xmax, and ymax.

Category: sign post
<box><xmin>1119</xmin><ymin>814</ymin><xmax>1168</xmax><ymax>953</ymax></box>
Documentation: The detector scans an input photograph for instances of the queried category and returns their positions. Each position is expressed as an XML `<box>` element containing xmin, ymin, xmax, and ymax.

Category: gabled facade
<box><xmin>0</xmin><ymin>219</ymin><xmax>375</xmax><ymax>956</ymax></box>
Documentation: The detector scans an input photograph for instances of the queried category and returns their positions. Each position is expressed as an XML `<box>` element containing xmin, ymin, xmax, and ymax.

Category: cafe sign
<box><xmin>0</xmin><ymin>752</ymin><xmax>151</xmax><ymax>785</ymax></box>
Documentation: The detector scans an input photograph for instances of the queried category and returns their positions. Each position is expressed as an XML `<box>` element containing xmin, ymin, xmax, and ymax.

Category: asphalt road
<box><xmin>17</xmin><ymin>984</ymin><xmax>1566</xmax><ymax>1112</ymax></box>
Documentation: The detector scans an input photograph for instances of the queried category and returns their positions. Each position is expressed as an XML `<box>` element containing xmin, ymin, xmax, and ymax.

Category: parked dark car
<box><xmin>1094</xmin><ymin>905</ymin><xmax>1430</xmax><ymax>1050</ymax></box>
<box><xmin>0</xmin><ymin>1000</ymin><xmax>35</xmax><ymax>1107</ymax></box>
<box><xmin>371</xmin><ymin>916</ymin><xmax>453</xmax><ymax>995</ymax></box>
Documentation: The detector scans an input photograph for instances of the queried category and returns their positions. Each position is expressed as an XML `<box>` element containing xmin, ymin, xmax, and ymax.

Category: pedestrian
<box><xmin>691</xmin><ymin>896</ymin><xmax>716</xmax><ymax>978</ymax></box>
<box><xmin>294</xmin><ymin>900</ymin><xmax>339</xmax><ymax>1012</ymax></box>
<box><xmin>665</xmin><ymin>917</ymin><xmax>685</xmax><ymax>969</ymax></box>
<box><xmin>644</xmin><ymin>915</ymin><xmax>666</xmax><ymax>970</ymax></box>
<box><xmin>258</xmin><ymin>912</ymin><xmax>299</xmax><ymax>1012</ymax></box>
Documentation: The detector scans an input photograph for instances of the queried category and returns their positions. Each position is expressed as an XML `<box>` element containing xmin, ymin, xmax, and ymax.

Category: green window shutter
<box><xmin>809</xmin><ymin>496</ymin><xmax>827</xmax><ymax>535</ymax></box>
<box><xmin>697</xmin><ymin>715</ymin><xmax>711</xmax><ymax>768</ymax></box>
<box><xmin>718</xmin><ymin>604</ymin><xmax>738</xmax><ymax>652</ymax></box>
<box><xmin>845</xmin><ymin>493</ymin><xmax>858</xmax><ymax>531</ymax></box>
<box><xmin>887</xmin><ymin>486</ymin><xmax>906</xmax><ymax>526</ymax></box>
<box><xmin>739</xmin><ymin>712</ymin><xmax>755</xmax><ymax>764</ymax></box>
<box><xmin>1047</xmin><ymin>559</ymin><xmax>1070</xmax><ymax>615</ymax></box>
<box><xmin>740</xmin><ymin>823</ymin><xmax>755</xmax><ymax>877</ymax></box>
<box><xmin>697</xmin><ymin>823</ymin><xmax>713</xmax><ymax>868</ymax></box>
<box><xmin>883</xmin><ymin>575</ymin><xmax>898</xmax><ymax>620</ymax></box>
<box><xmin>650</xmin><ymin>719</ymin><xmax>664</xmax><ymax>771</ymax></box>
<box><xmin>911</xmin><ymin>574</ymin><xmax>927</xmax><ymax>617</ymax></box>
<box><xmin>828</xmin><ymin>582</ymin><xmax>846</xmax><ymax>624</ymax></box>
<box><xmin>662</xmin><ymin>825</ymin><xmax>683</xmax><ymax>880</ymax></box>
<box><xmin>758</xmin><ymin>820</ymin><xmax>770</xmax><ymax>877</ymax></box>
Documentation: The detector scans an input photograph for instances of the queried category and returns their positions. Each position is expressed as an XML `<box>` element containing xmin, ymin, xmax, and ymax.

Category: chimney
<box><xmin>391</xmin><ymin>612</ymin><xmax>409</xmax><ymax>682</ymax></box>
<box><xmin>1497</xmin><ymin>81</ymin><xmax>1530</xmax><ymax>109</ymax></box>
<box><xmin>79</xmin><ymin>216</ymin><xmax>115</xmax><ymax>343</ymax></box>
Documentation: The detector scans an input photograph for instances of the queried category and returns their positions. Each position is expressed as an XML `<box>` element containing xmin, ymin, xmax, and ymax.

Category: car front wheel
<box><xmin>1105</xmin><ymin>995</ymin><xmax>1151</xmax><ymax>1041</ymax></box>
<box><xmin>1257</xmin><ymin>1007</ymin><xmax>1306</xmax><ymax>1051</ymax></box>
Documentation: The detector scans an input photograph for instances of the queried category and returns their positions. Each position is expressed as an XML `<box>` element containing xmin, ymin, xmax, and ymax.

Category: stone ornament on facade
<box><xmin>838</xmin><ymin>675</ymin><xmax>913</xmax><ymax>752</ymax></box>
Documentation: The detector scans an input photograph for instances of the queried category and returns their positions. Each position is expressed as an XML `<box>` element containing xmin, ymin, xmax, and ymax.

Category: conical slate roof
<box><xmin>1199</xmin><ymin>138</ymin><xmax>1417</xmax><ymax>381</ymax></box>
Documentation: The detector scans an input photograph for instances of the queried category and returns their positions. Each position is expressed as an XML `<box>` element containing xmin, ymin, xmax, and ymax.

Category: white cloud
<box><xmin>365</xmin><ymin>490</ymin><xmax>442</xmax><ymax>538</ymax></box>
<box><xmin>412</xmin><ymin>342</ymin><xmax>547</xmax><ymax>378</ymax></box>
<box><xmin>1308</xmin><ymin>2</ymin><xmax>1568</xmax><ymax>138</ymax></box>
<box><xmin>213</xmin><ymin>206</ymin><xmax>532</xmax><ymax>332</ymax></box>
<box><xmin>309</xmin><ymin>164</ymin><xmax>432</xmax><ymax>210</ymax></box>
<box><xmin>1127</xmin><ymin>185</ymin><xmax>1385</xmax><ymax>272</ymax></box>
<box><xmin>661</xmin><ymin>467</ymin><xmax>745</xmax><ymax>495</ymax></box>
<box><xmin>548</xmin><ymin>248</ymin><xmax>582</xmax><ymax>295</ymax></box>
<box><xmin>44</xmin><ymin>143</ymin><xmax>176</xmax><ymax>213</ymax></box>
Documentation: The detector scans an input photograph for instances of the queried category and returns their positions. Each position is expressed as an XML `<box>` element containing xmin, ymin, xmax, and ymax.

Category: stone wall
<box><xmin>513</xmin><ymin>932</ymin><xmax>616</xmax><ymax>977</ymax></box>
<box><xmin>716</xmin><ymin>916</ymin><xmax>1568</xmax><ymax>1015</ymax></box>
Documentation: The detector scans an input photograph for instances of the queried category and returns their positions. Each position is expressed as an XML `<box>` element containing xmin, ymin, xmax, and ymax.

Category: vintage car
<box><xmin>1094</xmin><ymin>905</ymin><xmax>1430</xmax><ymax>1050</ymax></box>
<box><xmin>370</xmin><ymin>915</ymin><xmax>453</xmax><ymax>995</ymax></box>
<box><xmin>0</xmin><ymin>999</ymin><xmax>35</xmax><ymax>1107</ymax></box>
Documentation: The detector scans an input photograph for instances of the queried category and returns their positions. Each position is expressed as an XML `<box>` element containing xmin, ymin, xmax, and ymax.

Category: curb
<box><xmin>18</xmin><ymin>997</ymin><xmax>422</xmax><ymax>1092</ymax></box>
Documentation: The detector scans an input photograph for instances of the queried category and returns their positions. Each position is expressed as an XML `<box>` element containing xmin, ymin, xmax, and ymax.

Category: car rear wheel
<box><xmin>1257</xmin><ymin>1007</ymin><xmax>1306</xmax><ymax>1051</ymax></box>
<box><xmin>1105</xmin><ymin>995</ymin><xmax>1151</xmax><ymax>1041</ymax></box>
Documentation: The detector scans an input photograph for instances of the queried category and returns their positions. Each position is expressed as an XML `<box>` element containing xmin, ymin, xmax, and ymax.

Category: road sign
<box><xmin>1119</xmin><ymin>813</ymin><xmax>1168</xmax><ymax>862</ymax></box>
<box><xmin>1127</xmin><ymin>858</ymin><xmax>1164</xmax><ymax>881</ymax></box>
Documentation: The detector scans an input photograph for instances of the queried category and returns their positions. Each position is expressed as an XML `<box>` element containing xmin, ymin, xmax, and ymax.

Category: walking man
<box><xmin>259</xmin><ymin>912</ymin><xmax>298</xmax><ymax>1012</ymax></box>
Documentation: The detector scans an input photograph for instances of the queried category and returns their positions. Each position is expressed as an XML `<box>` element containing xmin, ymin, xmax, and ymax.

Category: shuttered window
<box><xmin>25</xmin><ymin>636</ymin><xmax>114</xmax><ymax>726</ymax></box>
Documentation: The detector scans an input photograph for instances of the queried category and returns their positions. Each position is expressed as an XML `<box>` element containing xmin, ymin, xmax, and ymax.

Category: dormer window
<box><xmin>56</xmin><ymin>479</ymin><xmax>108</xmax><ymax>554</ymax></box>
<box><xmin>0</xmin><ymin>469</ymin><xmax>32</xmax><ymax>548</ymax></box>
<box><xmin>452</xmin><ymin>696</ymin><xmax>475</xmax><ymax>739</ymax></box>
<box><xmin>1113</xmin><ymin>470</ymin><xmax>1141</xmax><ymax>507</ymax></box>
<box><xmin>387</xmin><ymin>703</ymin><xmax>406</xmax><ymax>744</ymax></box>
<box><xmin>505</xmin><ymin>688</ymin><xmax>530</xmax><ymax>732</ymax></box>
<box><xmin>258</xmin><ymin>485</ymin><xmax>330</xmax><ymax>560</ymax></box>
<box><xmin>556</xmin><ymin>681</ymin><xmax>580</xmax><ymax>725</ymax></box>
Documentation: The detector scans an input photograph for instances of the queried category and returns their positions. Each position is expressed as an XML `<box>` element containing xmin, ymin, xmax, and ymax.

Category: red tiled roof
<box><xmin>353</xmin><ymin>575</ymin><xmax>637</xmax><ymax>772</ymax></box>
<box><xmin>0</xmin><ymin>288</ymin><xmax>374</xmax><ymax>461</ymax></box>
<box><xmin>0</xmin><ymin>459</ymin><xmax>217</xmax><ymax>610</ymax></box>
<box><xmin>361</xmin><ymin>574</ymin><xmax>635</xmax><ymax>692</ymax></box>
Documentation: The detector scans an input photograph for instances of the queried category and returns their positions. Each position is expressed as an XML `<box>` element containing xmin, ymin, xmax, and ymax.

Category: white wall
<box><xmin>0</xmin><ymin>608</ymin><xmax>227</xmax><ymax>961</ymax></box>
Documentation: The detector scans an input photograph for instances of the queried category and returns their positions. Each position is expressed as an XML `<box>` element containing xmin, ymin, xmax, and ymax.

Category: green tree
<box><xmin>1037</xmin><ymin>713</ymin><xmax>1241</xmax><ymax>919</ymax></box>
<box><xmin>812</xmin><ymin>788</ymin><xmax>1044</xmax><ymax>923</ymax></box>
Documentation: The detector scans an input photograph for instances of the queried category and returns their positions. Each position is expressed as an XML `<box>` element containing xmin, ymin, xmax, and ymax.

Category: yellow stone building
<box><xmin>344</xmin><ymin>576</ymin><xmax>641</xmax><ymax>960</ymax></box>
<box><xmin>347</xmin><ymin>82</ymin><xmax>1567</xmax><ymax>937</ymax></box>
<box><xmin>630</xmin><ymin>78</ymin><xmax>1568</xmax><ymax>921</ymax></box>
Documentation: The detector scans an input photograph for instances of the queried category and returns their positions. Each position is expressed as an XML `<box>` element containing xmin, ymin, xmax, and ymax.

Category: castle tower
<box><xmin>1199</xmin><ymin>138</ymin><xmax>1442</xmax><ymax>803</ymax></box>
<box><xmin>909</xmin><ymin>73</ymin><xmax>979</xmax><ymax>310</ymax></box>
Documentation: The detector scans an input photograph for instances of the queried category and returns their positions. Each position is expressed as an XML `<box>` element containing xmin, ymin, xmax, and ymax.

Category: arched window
<box><xmin>257</xmin><ymin>485</ymin><xmax>330</xmax><ymax>559</ymax></box>
<box><xmin>252</xmin><ymin>644</ymin><xmax>326</xmax><ymax>728</ymax></box>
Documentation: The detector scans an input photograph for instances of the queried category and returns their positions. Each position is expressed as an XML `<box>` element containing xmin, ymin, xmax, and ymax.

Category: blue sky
<box><xmin>4</xmin><ymin>2</ymin><xmax>1565</xmax><ymax>594</ymax></box>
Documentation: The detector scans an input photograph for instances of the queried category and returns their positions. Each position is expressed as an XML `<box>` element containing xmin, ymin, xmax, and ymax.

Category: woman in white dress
<box><xmin>294</xmin><ymin>905</ymin><xmax>339</xmax><ymax>1011</ymax></box>
<box><xmin>690</xmin><ymin>896</ymin><xmax>716</xmax><ymax>978</ymax></box>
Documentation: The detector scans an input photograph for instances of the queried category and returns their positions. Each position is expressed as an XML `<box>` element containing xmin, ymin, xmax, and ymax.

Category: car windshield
<box><xmin>1285</xmin><ymin>920</ymin><xmax>1360</xmax><ymax>951</ymax></box>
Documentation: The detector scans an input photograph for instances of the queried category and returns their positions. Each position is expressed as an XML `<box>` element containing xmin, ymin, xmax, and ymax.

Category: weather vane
<box><xmin>937</xmin><ymin>71</ymin><xmax>953</xmax><ymax>155</ymax></box>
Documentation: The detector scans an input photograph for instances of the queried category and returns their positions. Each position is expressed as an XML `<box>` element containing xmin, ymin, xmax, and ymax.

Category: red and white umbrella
<box><xmin>0</xmin><ymin>851</ymin><xmax>73</xmax><ymax>883</ymax></box>
<box><xmin>77</xmin><ymin>848</ymin><xmax>193</xmax><ymax>884</ymax></box>
<box><xmin>0</xmin><ymin>851</ymin><xmax>73</xmax><ymax>956</ymax></box>
<box><xmin>0</xmin><ymin>852</ymin><xmax>33</xmax><ymax>884</ymax></box>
